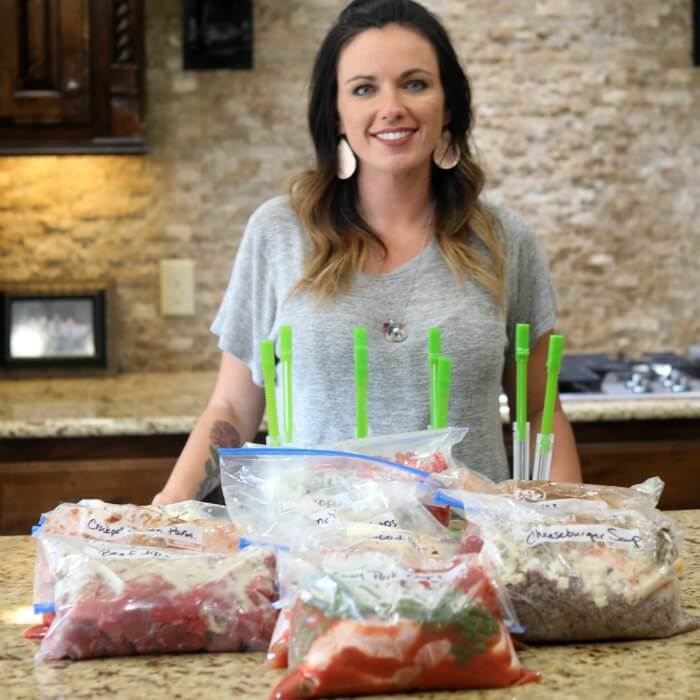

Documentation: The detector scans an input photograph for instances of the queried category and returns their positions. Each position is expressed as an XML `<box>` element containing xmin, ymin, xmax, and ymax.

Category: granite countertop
<box><xmin>2</xmin><ymin>371</ymin><xmax>700</xmax><ymax>439</ymax></box>
<box><xmin>1</xmin><ymin>510</ymin><xmax>698</xmax><ymax>699</ymax></box>
<box><xmin>0</xmin><ymin>372</ymin><xmax>217</xmax><ymax>438</ymax></box>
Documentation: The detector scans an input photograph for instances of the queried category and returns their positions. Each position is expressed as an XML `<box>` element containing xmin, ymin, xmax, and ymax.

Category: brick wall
<box><xmin>0</xmin><ymin>0</ymin><xmax>697</xmax><ymax>371</ymax></box>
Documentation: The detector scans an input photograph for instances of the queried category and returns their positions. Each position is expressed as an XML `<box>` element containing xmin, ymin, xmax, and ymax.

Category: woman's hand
<box><xmin>151</xmin><ymin>486</ymin><xmax>193</xmax><ymax>506</ymax></box>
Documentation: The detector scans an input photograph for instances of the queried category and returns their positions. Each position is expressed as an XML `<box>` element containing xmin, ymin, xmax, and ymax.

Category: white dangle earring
<box><xmin>337</xmin><ymin>136</ymin><xmax>357</xmax><ymax>179</ymax></box>
<box><xmin>432</xmin><ymin>129</ymin><xmax>461</xmax><ymax>170</ymax></box>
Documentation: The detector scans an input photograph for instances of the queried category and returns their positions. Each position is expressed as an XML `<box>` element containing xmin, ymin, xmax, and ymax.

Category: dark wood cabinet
<box><xmin>0</xmin><ymin>0</ymin><xmax>146</xmax><ymax>154</ymax></box>
<box><xmin>571</xmin><ymin>419</ymin><xmax>700</xmax><ymax>511</ymax></box>
<box><xmin>0</xmin><ymin>0</ymin><xmax>91</xmax><ymax>126</ymax></box>
<box><xmin>503</xmin><ymin>417</ymin><xmax>700</xmax><ymax>511</ymax></box>
<box><xmin>1</xmin><ymin>419</ymin><xmax>697</xmax><ymax>535</ymax></box>
<box><xmin>0</xmin><ymin>434</ymin><xmax>186</xmax><ymax>535</ymax></box>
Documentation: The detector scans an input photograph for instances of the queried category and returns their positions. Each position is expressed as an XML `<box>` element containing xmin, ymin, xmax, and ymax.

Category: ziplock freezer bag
<box><xmin>35</xmin><ymin>532</ymin><xmax>277</xmax><ymax>661</ymax></box>
<box><xmin>36</xmin><ymin>499</ymin><xmax>239</xmax><ymax>551</ymax></box>
<box><xmin>498</xmin><ymin>476</ymin><xmax>665</xmax><ymax>511</ymax></box>
<box><xmin>31</xmin><ymin>499</ymin><xmax>240</xmax><ymax>627</ymax></box>
<box><xmin>219</xmin><ymin>447</ymin><xmax>435</xmax><ymax>539</ymax></box>
<box><xmin>329</xmin><ymin>427</ymin><xmax>469</xmax><ymax>473</ymax></box>
<box><xmin>438</xmin><ymin>489</ymin><xmax>698</xmax><ymax>642</ymax></box>
<box><xmin>327</xmin><ymin>428</ymin><xmax>499</xmax><ymax>525</ymax></box>
<box><xmin>329</xmin><ymin>426</ymin><xmax>499</xmax><ymax>497</ymax></box>
<box><xmin>269</xmin><ymin>547</ymin><xmax>538</xmax><ymax>698</ymax></box>
<box><xmin>265</xmin><ymin>514</ymin><xmax>460</xmax><ymax>669</ymax></box>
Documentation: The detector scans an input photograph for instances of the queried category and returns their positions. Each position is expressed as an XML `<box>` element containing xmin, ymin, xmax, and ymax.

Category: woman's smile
<box><xmin>336</xmin><ymin>24</ymin><xmax>447</xmax><ymax>180</ymax></box>
<box><xmin>372</xmin><ymin>128</ymin><xmax>417</xmax><ymax>145</ymax></box>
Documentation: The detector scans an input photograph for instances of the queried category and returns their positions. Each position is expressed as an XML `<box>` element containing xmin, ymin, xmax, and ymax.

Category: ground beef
<box><xmin>507</xmin><ymin>568</ymin><xmax>693</xmax><ymax>642</ymax></box>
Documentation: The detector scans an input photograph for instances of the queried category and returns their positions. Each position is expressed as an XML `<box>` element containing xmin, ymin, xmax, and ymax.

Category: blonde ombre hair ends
<box><xmin>289</xmin><ymin>0</ymin><xmax>506</xmax><ymax>305</ymax></box>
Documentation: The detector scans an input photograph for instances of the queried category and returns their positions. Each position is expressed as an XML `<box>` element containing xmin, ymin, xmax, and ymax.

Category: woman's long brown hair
<box><xmin>289</xmin><ymin>0</ymin><xmax>506</xmax><ymax>306</ymax></box>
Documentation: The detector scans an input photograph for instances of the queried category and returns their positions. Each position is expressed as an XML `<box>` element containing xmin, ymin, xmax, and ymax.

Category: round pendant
<box><xmin>383</xmin><ymin>320</ymin><xmax>407</xmax><ymax>343</ymax></box>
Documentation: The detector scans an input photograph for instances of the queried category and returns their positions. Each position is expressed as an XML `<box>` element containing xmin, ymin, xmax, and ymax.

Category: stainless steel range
<box><xmin>559</xmin><ymin>352</ymin><xmax>700</xmax><ymax>400</ymax></box>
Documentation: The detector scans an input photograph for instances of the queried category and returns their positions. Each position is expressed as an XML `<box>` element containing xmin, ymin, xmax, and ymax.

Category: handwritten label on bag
<box><xmin>309</xmin><ymin>509</ymin><xmax>337</xmax><ymax>527</ymax></box>
<box><xmin>532</xmin><ymin>498</ymin><xmax>608</xmax><ymax>512</ymax></box>
<box><xmin>313</xmin><ymin>497</ymin><xmax>339</xmax><ymax>509</ymax></box>
<box><xmin>514</xmin><ymin>487</ymin><xmax>546</xmax><ymax>502</ymax></box>
<box><xmin>87</xmin><ymin>544</ymin><xmax>178</xmax><ymax>559</ymax></box>
<box><xmin>525</xmin><ymin>524</ymin><xmax>643</xmax><ymax>549</ymax></box>
<box><xmin>329</xmin><ymin>562</ymin><xmax>444</xmax><ymax>586</ymax></box>
<box><xmin>371</xmin><ymin>531</ymin><xmax>419</xmax><ymax>550</ymax></box>
<box><xmin>80</xmin><ymin>512</ymin><xmax>132</xmax><ymax>540</ymax></box>
<box><xmin>305</xmin><ymin>471</ymin><xmax>345</xmax><ymax>492</ymax></box>
<box><xmin>146</xmin><ymin>524</ymin><xmax>204</xmax><ymax>548</ymax></box>
<box><xmin>371</xmin><ymin>512</ymin><xmax>399</xmax><ymax>528</ymax></box>
<box><xmin>79</xmin><ymin>511</ymin><xmax>204</xmax><ymax>548</ymax></box>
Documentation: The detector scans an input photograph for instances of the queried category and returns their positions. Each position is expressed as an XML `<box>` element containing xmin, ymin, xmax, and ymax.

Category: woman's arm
<box><xmin>152</xmin><ymin>352</ymin><xmax>265</xmax><ymax>504</ymax></box>
<box><xmin>502</xmin><ymin>330</ymin><xmax>582</xmax><ymax>483</ymax></box>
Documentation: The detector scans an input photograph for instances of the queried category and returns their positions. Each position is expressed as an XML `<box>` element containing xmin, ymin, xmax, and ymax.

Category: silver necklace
<box><xmin>379</xmin><ymin>208</ymin><xmax>434</xmax><ymax>343</ymax></box>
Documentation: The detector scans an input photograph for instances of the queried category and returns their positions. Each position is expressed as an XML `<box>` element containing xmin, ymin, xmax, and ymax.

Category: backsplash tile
<box><xmin>0</xmin><ymin>0</ymin><xmax>697</xmax><ymax>372</ymax></box>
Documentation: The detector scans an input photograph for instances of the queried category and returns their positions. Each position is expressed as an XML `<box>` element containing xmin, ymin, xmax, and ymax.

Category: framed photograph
<box><xmin>695</xmin><ymin>0</ymin><xmax>700</xmax><ymax>66</ymax></box>
<box><xmin>0</xmin><ymin>281</ymin><xmax>115</xmax><ymax>376</ymax></box>
<box><xmin>183</xmin><ymin>0</ymin><xmax>253</xmax><ymax>70</ymax></box>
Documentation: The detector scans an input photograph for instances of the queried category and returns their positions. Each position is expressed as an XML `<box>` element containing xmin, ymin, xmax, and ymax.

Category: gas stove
<box><xmin>559</xmin><ymin>352</ymin><xmax>700</xmax><ymax>400</ymax></box>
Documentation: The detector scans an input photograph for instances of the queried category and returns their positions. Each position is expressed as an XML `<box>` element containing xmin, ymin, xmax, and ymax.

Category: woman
<box><xmin>153</xmin><ymin>0</ymin><xmax>581</xmax><ymax>505</ymax></box>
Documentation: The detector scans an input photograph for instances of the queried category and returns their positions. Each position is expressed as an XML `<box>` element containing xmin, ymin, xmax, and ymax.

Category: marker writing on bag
<box><xmin>376</xmin><ymin>519</ymin><xmax>398</xmax><ymax>528</ymax></box>
<box><xmin>525</xmin><ymin>525</ymin><xmax>642</xmax><ymax>549</ymax></box>
<box><xmin>86</xmin><ymin>518</ymin><xmax>129</xmax><ymax>538</ymax></box>
<box><xmin>606</xmin><ymin>527</ymin><xmax>643</xmax><ymax>549</ymax></box>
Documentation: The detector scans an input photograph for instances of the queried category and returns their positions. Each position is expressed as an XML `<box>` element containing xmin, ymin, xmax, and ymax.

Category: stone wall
<box><xmin>0</xmin><ymin>0</ymin><xmax>697</xmax><ymax>372</ymax></box>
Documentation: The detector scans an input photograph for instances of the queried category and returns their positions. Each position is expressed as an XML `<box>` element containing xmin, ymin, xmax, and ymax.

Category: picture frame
<box><xmin>0</xmin><ymin>281</ymin><xmax>116</xmax><ymax>377</ymax></box>
<box><xmin>183</xmin><ymin>0</ymin><xmax>253</xmax><ymax>71</ymax></box>
<box><xmin>695</xmin><ymin>0</ymin><xmax>699</xmax><ymax>66</ymax></box>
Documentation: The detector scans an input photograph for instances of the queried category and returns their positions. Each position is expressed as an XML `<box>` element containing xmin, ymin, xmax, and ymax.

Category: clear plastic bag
<box><xmin>327</xmin><ymin>428</ymin><xmax>499</xmax><ymax>524</ymax></box>
<box><xmin>36</xmin><ymin>499</ymin><xmax>238</xmax><ymax>550</ymax></box>
<box><xmin>267</xmin><ymin>490</ymin><xmax>459</xmax><ymax>667</ymax></box>
<box><xmin>31</xmin><ymin>499</ymin><xmax>240</xmax><ymax>626</ymax></box>
<box><xmin>440</xmin><ymin>489</ymin><xmax>698</xmax><ymax>641</ymax></box>
<box><xmin>35</xmin><ymin>532</ymin><xmax>277</xmax><ymax>660</ymax></box>
<box><xmin>219</xmin><ymin>447</ymin><xmax>434</xmax><ymax>540</ymax></box>
<box><xmin>269</xmin><ymin>545</ymin><xmax>538</xmax><ymax>697</ymax></box>
<box><xmin>328</xmin><ymin>427</ymin><xmax>469</xmax><ymax>473</ymax></box>
<box><xmin>267</xmin><ymin>604</ymin><xmax>293</xmax><ymax>669</ymax></box>
<box><xmin>497</xmin><ymin>476</ymin><xmax>665</xmax><ymax>511</ymax></box>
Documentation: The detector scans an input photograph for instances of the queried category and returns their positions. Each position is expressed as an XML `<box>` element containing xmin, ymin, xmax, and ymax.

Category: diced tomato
<box><xmin>393</xmin><ymin>450</ymin><xmax>448</xmax><ymax>473</ymax></box>
<box><xmin>459</xmin><ymin>522</ymin><xmax>485</xmax><ymax>553</ymax></box>
<box><xmin>39</xmin><ymin>552</ymin><xmax>277</xmax><ymax>660</ymax></box>
<box><xmin>267</xmin><ymin>637</ymin><xmax>290</xmax><ymax>668</ymax></box>
<box><xmin>266</xmin><ymin>609</ymin><xmax>291</xmax><ymax>667</ymax></box>
<box><xmin>271</xmin><ymin>609</ymin><xmax>538</xmax><ymax>698</ymax></box>
<box><xmin>271</xmin><ymin>557</ymin><xmax>539</xmax><ymax>698</ymax></box>
<box><xmin>429</xmin><ymin>452</ymin><xmax>449</xmax><ymax>472</ymax></box>
<box><xmin>23</xmin><ymin>612</ymin><xmax>56</xmax><ymax>640</ymax></box>
<box><xmin>394</xmin><ymin>451</ymin><xmax>419</xmax><ymax>468</ymax></box>
<box><xmin>425</xmin><ymin>504</ymin><xmax>451</xmax><ymax>527</ymax></box>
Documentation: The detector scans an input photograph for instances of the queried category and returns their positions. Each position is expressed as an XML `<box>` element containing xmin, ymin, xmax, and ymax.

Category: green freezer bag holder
<box><xmin>260</xmin><ymin>339</ymin><xmax>281</xmax><ymax>447</ymax></box>
<box><xmin>428</xmin><ymin>328</ymin><xmax>442</xmax><ymax>430</ymax></box>
<box><xmin>513</xmin><ymin>323</ymin><xmax>530</xmax><ymax>480</ymax></box>
<box><xmin>279</xmin><ymin>325</ymin><xmax>293</xmax><ymax>445</ymax></box>
<box><xmin>532</xmin><ymin>334</ymin><xmax>564</xmax><ymax>481</ymax></box>
<box><xmin>354</xmin><ymin>327</ymin><xmax>368</xmax><ymax>438</ymax></box>
<box><xmin>435</xmin><ymin>355</ymin><xmax>452</xmax><ymax>430</ymax></box>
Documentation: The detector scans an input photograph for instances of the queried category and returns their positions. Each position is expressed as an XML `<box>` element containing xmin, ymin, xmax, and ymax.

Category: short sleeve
<box><xmin>210</xmin><ymin>204</ymin><xmax>279</xmax><ymax>387</ymax></box>
<box><xmin>498</xmin><ymin>207</ymin><xmax>558</xmax><ymax>366</ymax></box>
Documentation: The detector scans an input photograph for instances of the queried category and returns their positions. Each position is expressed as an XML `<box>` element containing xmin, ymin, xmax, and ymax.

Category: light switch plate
<box><xmin>160</xmin><ymin>259</ymin><xmax>195</xmax><ymax>316</ymax></box>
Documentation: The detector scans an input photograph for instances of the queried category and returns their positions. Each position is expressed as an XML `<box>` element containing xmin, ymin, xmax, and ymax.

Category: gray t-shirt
<box><xmin>212</xmin><ymin>195</ymin><xmax>556</xmax><ymax>482</ymax></box>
